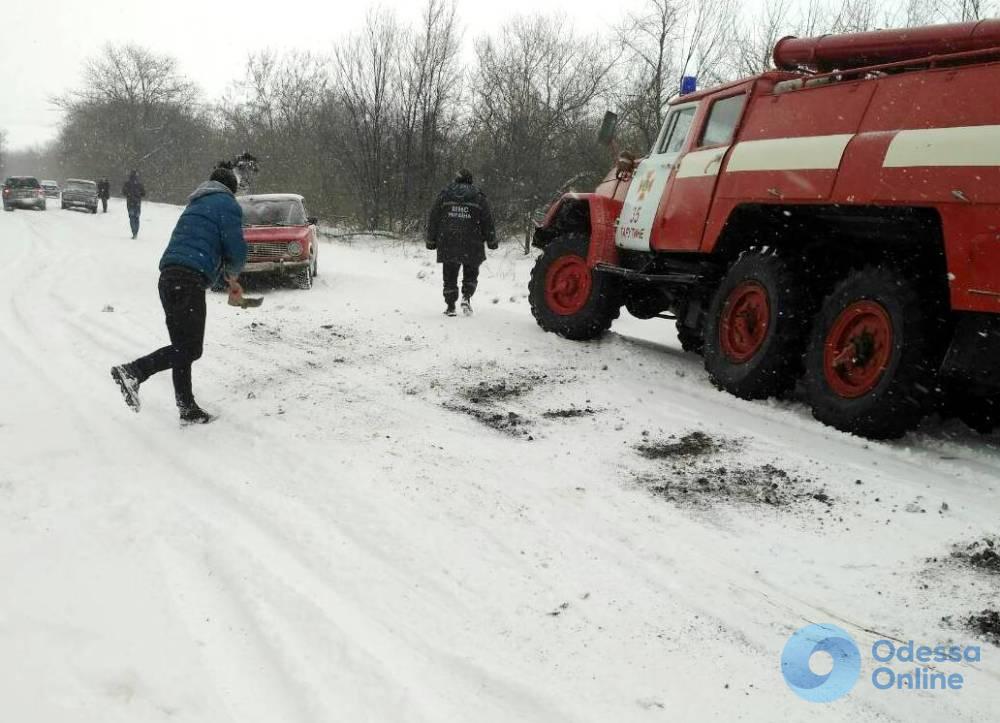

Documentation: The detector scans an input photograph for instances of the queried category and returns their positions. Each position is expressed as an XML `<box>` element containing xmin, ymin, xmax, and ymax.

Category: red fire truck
<box><xmin>528</xmin><ymin>19</ymin><xmax>1000</xmax><ymax>439</ymax></box>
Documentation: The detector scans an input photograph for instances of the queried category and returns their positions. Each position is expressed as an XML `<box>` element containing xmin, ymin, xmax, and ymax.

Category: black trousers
<box><xmin>442</xmin><ymin>262</ymin><xmax>480</xmax><ymax>305</ymax></box>
<box><xmin>128</xmin><ymin>204</ymin><xmax>141</xmax><ymax>236</ymax></box>
<box><xmin>101</xmin><ymin>198</ymin><xmax>108</xmax><ymax>213</ymax></box>
<box><xmin>129</xmin><ymin>266</ymin><xmax>207</xmax><ymax>409</ymax></box>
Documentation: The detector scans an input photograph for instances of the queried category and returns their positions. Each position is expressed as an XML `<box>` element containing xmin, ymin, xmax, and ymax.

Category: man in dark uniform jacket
<box><xmin>97</xmin><ymin>178</ymin><xmax>110</xmax><ymax>213</ymax></box>
<box><xmin>426</xmin><ymin>169</ymin><xmax>498</xmax><ymax>316</ymax></box>
<box><xmin>122</xmin><ymin>170</ymin><xmax>146</xmax><ymax>239</ymax></box>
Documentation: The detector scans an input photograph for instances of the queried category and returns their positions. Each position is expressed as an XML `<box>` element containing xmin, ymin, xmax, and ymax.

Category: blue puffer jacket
<box><xmin>159</xmin><ymin>181</ymin><xmax>247</xmax><ymax>286</ymax></box>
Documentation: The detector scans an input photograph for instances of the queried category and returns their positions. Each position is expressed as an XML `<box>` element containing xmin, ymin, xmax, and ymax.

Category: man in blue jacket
<box><xmin>110</xmin><ymin>166</ymin><xmax>247</xmax><ymax>424</ymax></box>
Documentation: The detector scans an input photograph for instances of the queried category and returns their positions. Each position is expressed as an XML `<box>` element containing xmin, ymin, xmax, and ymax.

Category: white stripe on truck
<box><xmin>676</xmin><ymin>146</ymin><xmax>730</xmax><ymax>179</ymax></box>
<box><xmin>725</xmin><ymin>134</ymin><xmax>855</xmax><ymax>173</ymax></box>
<box><xmin>883</xmin><ymin>125</ymin><xmax>1000</xmax><ymax>167</ymax></box>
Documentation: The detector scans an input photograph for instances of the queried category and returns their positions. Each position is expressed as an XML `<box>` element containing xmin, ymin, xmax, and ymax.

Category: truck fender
<box><xmin>532</xmin><ymin>193</ymin><xmax>622</xmax><ymax>268</ymax></box>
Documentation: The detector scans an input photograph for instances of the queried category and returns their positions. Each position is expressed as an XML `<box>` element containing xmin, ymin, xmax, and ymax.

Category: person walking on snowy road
<box><xmin>97</xmin><ymin>178</ymin><xmax>110</xmax><ymax>213</ymax></box>
<box><xmin>110</xmin><ymin>166</ymin><xmax>247</xmax><ymax>425</ymax></box>
<box><xmin>122</xmin><ymin>170</ymin><xmax>146</xmax><ymax>238</ymax></box>
<box><xmin>426</xmin><ymin>169</ymin><xmax>497</xmax><ymax>316</ymax></box>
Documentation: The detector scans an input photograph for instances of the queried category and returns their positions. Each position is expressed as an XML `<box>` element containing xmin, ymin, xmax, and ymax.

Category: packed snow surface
<box><xmin>1</xmin><ymin>202</ymin><xmax>999</xmax><ymax>722</ymax></box>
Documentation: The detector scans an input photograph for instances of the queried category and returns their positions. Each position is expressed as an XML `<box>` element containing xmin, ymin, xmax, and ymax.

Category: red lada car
<box><xmin>238</xmin><ymin>194</ymin><xmax>319</xmax><ymax>289</ymax></box>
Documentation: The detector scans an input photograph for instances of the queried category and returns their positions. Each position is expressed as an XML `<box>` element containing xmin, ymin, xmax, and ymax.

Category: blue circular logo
<box><xmin>781</xmin><ymin>623</ymin><xmax>861</xmax><ymax>703</ymax></box>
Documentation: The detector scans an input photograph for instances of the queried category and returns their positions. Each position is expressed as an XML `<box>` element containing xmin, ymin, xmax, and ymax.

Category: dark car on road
<box><xmin>2</xmin><ymin>176</ymin><xmax>47</xmax><ymax>211</ymax></box>
<box><xmin>61</xmin><ymin>178</ymin><xmax>98</xmax><ymax>213</ymax></box>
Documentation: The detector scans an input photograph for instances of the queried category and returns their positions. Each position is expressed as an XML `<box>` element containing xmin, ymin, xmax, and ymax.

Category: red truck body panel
<box><xmin>604</xmin><ymin>43</ymin><xmax>1000</xmax><ymax>313</ymax></box>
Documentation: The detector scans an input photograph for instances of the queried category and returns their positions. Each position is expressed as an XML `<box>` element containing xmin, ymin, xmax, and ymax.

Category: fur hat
<box><xmin>210</xmin><ymin>166</ymin><xmax>239</xmax><ymax>194</ymax></box>
<box><xmin>455</xmin><ymin>168</ymin><xmax>473</xmax><ymax>184</ymax></box>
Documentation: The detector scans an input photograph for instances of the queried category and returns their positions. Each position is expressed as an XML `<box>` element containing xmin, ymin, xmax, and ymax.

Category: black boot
<box><xmin>179</xmin><ymin>404</ymin><xmax>215</xmax><ymax>425</ymax></box>
<box><xmin>444</xmin><ymin>303</ymin><xmax>457</xmax><ymax>317</ymax></box>
<box><xmin>461</xmin><ymin>297</ymin><xmax>473</xmax><ymax>316</ymax></box>
<box><xmin>110</xmin><ymin>365</ymin><xmax>141</xmax><ymax>412</ymax></box>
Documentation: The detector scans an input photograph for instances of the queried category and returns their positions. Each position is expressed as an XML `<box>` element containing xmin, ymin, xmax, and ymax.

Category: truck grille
<box><xmin>248</xmin><ymin>242</ymin><xmax>289</xmax><ymax>260</ymax></box>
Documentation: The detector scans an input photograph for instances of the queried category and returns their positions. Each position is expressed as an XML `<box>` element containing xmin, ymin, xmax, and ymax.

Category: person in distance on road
<box><xmin>97</xmin><ymin>178</ymin><xmax>110</xmax><ymax>213</ymax></box>
<box><xmin>110</xmin><ymin>165</ymin><xmax>248</xmax><ymax>425</ymax></box>
<box><xmin>122</xmin><ymin>170</ymin><xmax>146</xmax><ymax>239</ymax></box>
<box><xmin>426</xmin><ymin>168</ymin><xmax>498</xmax><ymax>316</ymax></box>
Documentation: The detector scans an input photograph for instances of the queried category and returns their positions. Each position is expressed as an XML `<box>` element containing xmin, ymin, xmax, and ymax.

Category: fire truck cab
<box><xmin>529</xmin><ymin>19</ymin><xmax>1000</xmax><ymax>440</ymax></box>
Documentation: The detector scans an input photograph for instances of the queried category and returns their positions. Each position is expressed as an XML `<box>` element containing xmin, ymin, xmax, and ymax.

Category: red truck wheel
<box><xmin>804</xmin><ymin>267</ymin><xmax>938</xmax><ymax>439</ymax></box>
<box><xmin>529</xmin><ymin>234</ymin><xmax>621</xmax><ymax>340</ymax></box>
<box><xmin>703</xmin><ymin>250</ymin><xmax>813</xmax><ymax>399</ymax></box>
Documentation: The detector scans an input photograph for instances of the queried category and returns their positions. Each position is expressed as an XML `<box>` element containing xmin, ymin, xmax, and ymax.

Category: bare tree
<box><xmin>222</xmin><ymin>50</ymin><xmax>329</xmax><ymax>199</ymax></box>
<box><xmin>674</xmin><ymin>0</ymin><xmax>739</xmax><ymax>86</ymax></box>
<box><xmin>58</xmin><ymin>44</ymin><xmax>198</xmax><ymax>168</ymax></box>
<box><xmin>613</xmin><ymin>0</ymin><xmax>683</xmax><ymax>149</ymax></box>
<box><xmin>53</xmin><ymin>44</ymin><xmax>214</xmax><ymax>200</ymax></box>
<box><xmin>395</xmin><ymin>0</ymin><xmax>464</xmax><ymax>230</ymax></box>
<box><xmin>471</xmin><ymin>14</ymin><xmax>613</xmax><ymax>225</ymax></box>
<box><xmin>331</xmin><ymin>9</ymin><xmax>402</xmax><ymax>230</ymax></box>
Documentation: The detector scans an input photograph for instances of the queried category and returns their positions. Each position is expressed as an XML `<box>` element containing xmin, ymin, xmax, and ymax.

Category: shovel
<box><xmin>228</xmin><ymin>290</ymin><xmax>264</xmax><ymax>309</ymax></box>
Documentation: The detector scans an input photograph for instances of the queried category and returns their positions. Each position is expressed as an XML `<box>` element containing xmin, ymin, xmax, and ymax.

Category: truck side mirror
<box><xmin>598</xmin><ymin>111</ymin><xmax>618</xmax><ymax>146</ymax></box>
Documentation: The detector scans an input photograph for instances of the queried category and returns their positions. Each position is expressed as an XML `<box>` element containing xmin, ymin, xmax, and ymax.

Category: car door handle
<box><xmin>705</xmin><ymin>153</ymin><xmax>725</xmax><ymax>173</ymax></box>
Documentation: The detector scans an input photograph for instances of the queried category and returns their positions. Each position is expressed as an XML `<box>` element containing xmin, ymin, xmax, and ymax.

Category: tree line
<box><xmin>0</xmin><ymin>0</ymin><xmax>992</xmax><ymax>236</ymax></box>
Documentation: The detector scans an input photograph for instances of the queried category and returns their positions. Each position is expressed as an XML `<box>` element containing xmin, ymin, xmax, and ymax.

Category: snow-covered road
<box><xmin>1</xmin><ymin>201</ymin><xmax>999</xmax><ymax>722</ymax></box>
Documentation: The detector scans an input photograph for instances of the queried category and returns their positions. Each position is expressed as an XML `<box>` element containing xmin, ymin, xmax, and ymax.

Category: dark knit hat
<box><xmin>210</xmin><ymin>166</ymin><xmax>238</xmax><ymax>194</ymax></box>
<box><xmin>455</xmin><ymin>168</ymin><xmax>473</xmax><ymax>184</ymax></box>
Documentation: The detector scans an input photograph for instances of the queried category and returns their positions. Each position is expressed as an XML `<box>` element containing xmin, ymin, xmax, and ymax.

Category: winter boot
<box><xmin>110</xmin><ymin>365</ymin><xmax>141</xmax><ymax>412</ymax></box>
<box><xmin>461</xmin><ymin>297</ymin><xmax>473</xmax><ymax>316</ymax></box>
<box><xmin>444</xmin><ymin>303</ymin><xmax>457</xmax><ymax>317</ymax></box>
<box><xmin>179</xmin><ymin>405</ymin><xmax>215</xmax><ymax>425</ymax></box>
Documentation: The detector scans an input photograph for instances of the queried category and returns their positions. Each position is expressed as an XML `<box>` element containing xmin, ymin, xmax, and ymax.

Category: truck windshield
<box><xmin>239</xmin><ymin>199</ymin><xmax>307</xmax><ymax>226</ymax></box>
<box><xmin>657</xmin><ymin>106</ymin><xmax>697</xmax><ymax>155</ymax></box>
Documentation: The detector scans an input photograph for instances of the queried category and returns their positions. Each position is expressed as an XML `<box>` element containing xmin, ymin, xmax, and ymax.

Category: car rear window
<box><xmin>7</xmin><ymin>177</ymin><xmax>41</xmax><ymax>189</ymax></box>
<box><xmin>239</xmin><ymin>199</ymin><xmax>307</xmax><ymax>226</ymax></box>
<box><xmin>65</xmin><ymin>180</ymin><xmax>96</xmax><ymax>191</ymax></box>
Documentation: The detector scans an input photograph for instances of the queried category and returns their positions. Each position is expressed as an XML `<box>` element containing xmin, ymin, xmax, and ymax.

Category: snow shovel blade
<box><xmin>228</xmin><ymin>295</ymin><xmax>264</xmax><ymax>309</ymax></box>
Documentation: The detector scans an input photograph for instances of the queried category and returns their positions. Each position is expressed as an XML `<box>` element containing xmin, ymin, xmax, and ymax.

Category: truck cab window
<box><xmin>657</xmin><ymin>106</ymin><xmax>698</xmax><ymax>155</ymax></box>
<box><xmin>699</xmin><ymin>94</ymin><xmax>747</xmax><ymax>148</ymax></box>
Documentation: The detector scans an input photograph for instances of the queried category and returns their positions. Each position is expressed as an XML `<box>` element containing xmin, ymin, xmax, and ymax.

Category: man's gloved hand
<box><xmin>226</xmin><ymin>275</ymin><xmax>244</xmax><ymax>304</ymax></box>
<box><xmin>426</xmin><ymin>240</ymin><xmax>436</xmax><ymax>250</ymax></box>
<box><xmin>488</xmin><ymin>241</ymin><xmax>499</xmax><ymax>250</ymax></box>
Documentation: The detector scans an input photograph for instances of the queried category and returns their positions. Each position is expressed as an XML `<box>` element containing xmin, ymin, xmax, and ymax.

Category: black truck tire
<box><xmin>529</xmin><ymin>234</ymin><xmax>621</xmax><ymax>340</ymax></box>
<box><xmin>703</xmin><ymin>249</ymin><xmax>812</xmax><ymax>400</ymax></box>
<box><xmin>804</xmin><ymin>267</ymin><xmax>938</xmax><ymax>439</ymax></box>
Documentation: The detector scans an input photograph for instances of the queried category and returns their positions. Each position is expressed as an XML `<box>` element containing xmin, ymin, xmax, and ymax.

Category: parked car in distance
<box><xmin>2</xmin><ymin>176</ymin><xmax>47</xmax><ymax>211</ymax></box>
<box><xmin>238</xmin><ymin>194</ymin><xmax>319</xmax><ymax>289</ymax></box>
<box><xmin>41</xmin><ymin>180</ymin><xmax>60</xmax><ymax>198</ymax></box>
<box><xmin>61</xmin><ymin>178</ymin><xmax>98</xmax><ymax>213</ymax></box>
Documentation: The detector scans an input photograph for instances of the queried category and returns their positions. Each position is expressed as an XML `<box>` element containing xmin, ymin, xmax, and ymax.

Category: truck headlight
<box><xmin>287</xmin><ymin>241</ymin><xmax>303</xmax><ymax>257</ymax></box>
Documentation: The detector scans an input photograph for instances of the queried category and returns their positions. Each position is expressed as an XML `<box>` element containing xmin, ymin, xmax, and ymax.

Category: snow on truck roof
<box><xmin>239</xmin><ymin>193</ymin><xmax>304</xmax><ymax>202</ymax></box>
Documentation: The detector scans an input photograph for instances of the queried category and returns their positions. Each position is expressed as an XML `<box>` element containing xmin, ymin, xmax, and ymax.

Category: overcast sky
<box><xmin>0</xmin><ymin>0</ymin><xmax>656</xmax><ymax>150</ymax></box>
